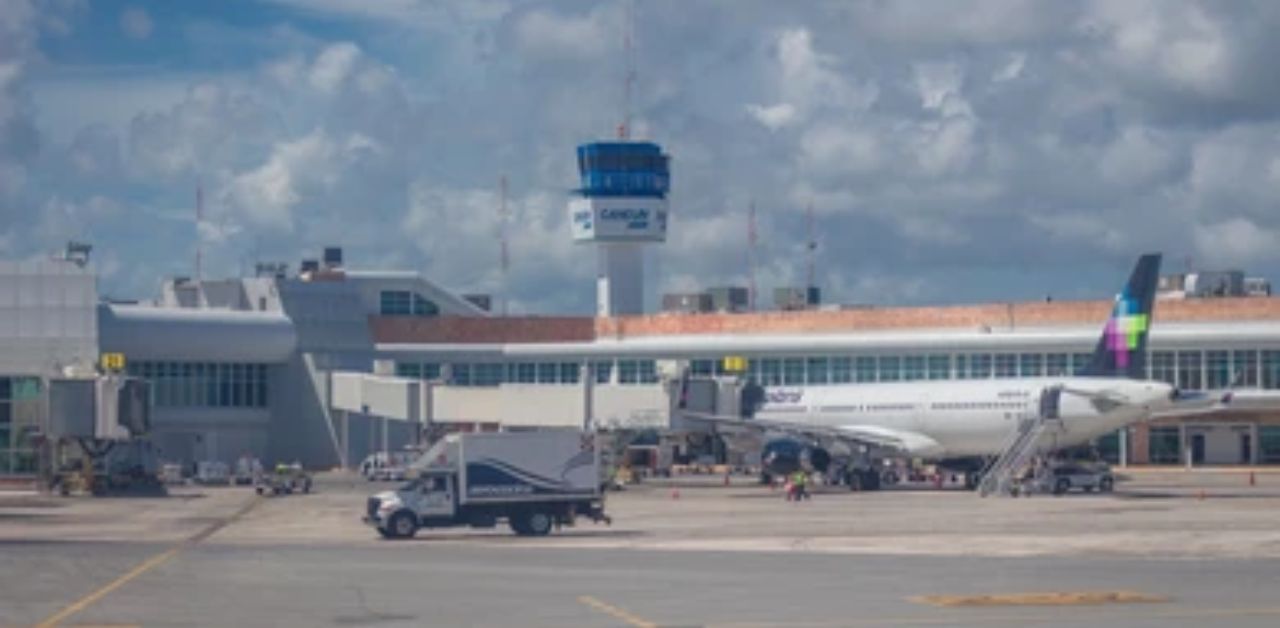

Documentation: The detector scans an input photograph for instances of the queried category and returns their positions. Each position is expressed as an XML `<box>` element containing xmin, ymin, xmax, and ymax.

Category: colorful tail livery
<box><xmin>1080</xmin><ymin>253</ymin><xmax>1161</xmax><ymax>379</ymax></box>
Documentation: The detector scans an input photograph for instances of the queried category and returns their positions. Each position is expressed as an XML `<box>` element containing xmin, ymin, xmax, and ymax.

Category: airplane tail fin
<box><xmin>1079</xmin><ymin>253</ymin><xmax>1162</xmax><ymax>379</ymax></box>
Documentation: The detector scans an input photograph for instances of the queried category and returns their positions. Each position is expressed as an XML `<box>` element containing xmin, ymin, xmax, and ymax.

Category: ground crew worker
<box><xmin>791</xmin><ymin>469</ymin><xmax>809</xmax><ymax>501</ymax></box>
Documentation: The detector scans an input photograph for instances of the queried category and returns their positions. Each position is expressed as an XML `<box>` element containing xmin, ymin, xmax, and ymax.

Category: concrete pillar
<box><xmin>381</xmin><ymin>416</ymin><xmax>390</xmax><ymax>456</ymax></box>
<box><xmin>1180</xmin><ymin>422</ymin><xmax>1191</xmax><ymax>469</ymax></box>
<box><xmin>1119</xmin><ymin>428</ymin><xmax>1129</xmax><ymax>468</ymax></box>
<box><xmin>1250</xmin><ymin>423</ymin><xmax>1261</xmax><ymax>465</ymax></box>
<box><xmin>582</xmin><ymin>359</ymin><xmax>594</xmax><ymax>431</ymax></box>
<box><xmin>339</xmin><ymin>410</ymin><xmax>350</xmax><ymax>469</ymax></box>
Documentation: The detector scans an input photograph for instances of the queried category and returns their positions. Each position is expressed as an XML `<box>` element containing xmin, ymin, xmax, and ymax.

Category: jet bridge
<box><xmin>330</xmin><ymin>372</ymin><xmax>425</xmax><ymax>469</ymax></box>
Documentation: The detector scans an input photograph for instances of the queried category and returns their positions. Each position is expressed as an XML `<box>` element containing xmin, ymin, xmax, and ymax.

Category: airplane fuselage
<box><xmin>754</xmin><ymin>377</ymin><xmax>1175</xmax><ymax>458</ymax></box>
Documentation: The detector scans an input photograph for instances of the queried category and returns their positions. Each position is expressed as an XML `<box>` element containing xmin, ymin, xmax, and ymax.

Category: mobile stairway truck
<box><xmin>364</xmin><ymin>430</ymin><xmax>611</xmax><ymax>539</ymax></box>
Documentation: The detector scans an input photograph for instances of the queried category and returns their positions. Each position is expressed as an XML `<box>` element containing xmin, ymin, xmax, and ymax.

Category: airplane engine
<box><xmin>761</xmin><ymin>439</ymin><xmax>830</xmax><ymax>478</ymax></box>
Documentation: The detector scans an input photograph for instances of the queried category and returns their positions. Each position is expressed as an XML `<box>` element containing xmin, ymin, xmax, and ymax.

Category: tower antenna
<box><xmin>748</xmin><ymin>200</ymin><xmax>758</xmax><ymax>312</ymax></box>
<box><xmin>499</xmin><ymin>174</ymin><xmax>510</xmax><ymax>316</ymax></box>
<box><xmin>618</xmin><ymin>0</ymin><xmax>636</xmax><ymax>140</ymax></box>
<box><xmin>805</xmin><ymin>203</ymin><xmax>817</xmax><ymax>292</ymax></box>
<box><xmin>195</xmin><ymin>181</ymin><xmax>204</xmax><ymax>282</ymax></box>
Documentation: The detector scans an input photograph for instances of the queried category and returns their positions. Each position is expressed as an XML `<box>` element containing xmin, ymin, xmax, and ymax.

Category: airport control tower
<box><xmin>570</xmin><ymin>141</ymin><xmax>670</xmax><ymax>316</ymax></box>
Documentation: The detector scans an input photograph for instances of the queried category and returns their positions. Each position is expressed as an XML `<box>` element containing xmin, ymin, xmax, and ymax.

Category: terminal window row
<box><xmin>393</xmin><ymin>348</ymin><xmax>1280</xmax><ymax>390</ymax></box>
<box><xmin>394</xmin><ymin>360</ymin><xmax>658</xmax><ymax>386</ymax></box>
<box><xmin>126</xmin><ymin>362</ymin><xmax>269</xmax><ymax>408</ymax></box>
<box><xmin>0</xmin><ymin>376</ymin><xmax>41</xmax><ymax>475</ymax></box>
<box><xmin>1093</xmin><ymin>426</ymin><xmax>1280</xmax><ymax>465</ymax></box>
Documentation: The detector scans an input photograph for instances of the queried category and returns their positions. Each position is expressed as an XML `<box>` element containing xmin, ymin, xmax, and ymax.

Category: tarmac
<box><xmin>3</xmin><ymin>469</ymin><xmax>1280</xmax><ymax>627</ymax></box>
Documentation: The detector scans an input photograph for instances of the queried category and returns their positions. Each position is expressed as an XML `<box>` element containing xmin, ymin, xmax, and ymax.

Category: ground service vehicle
<box><xmin>1036</xmin><ymin>463</ymin><xmax>1115</xmax><ymax>495</ymax></box>
<box><xmin>364</xmin><ymin>431</ymin><xmax>610</xmax><ymax>539</ymax></box>
<box><xmin>255</xmin><ymin>463</ymin><xmax>312</xmax><ymax>496</ymax></box>
<box><xmin>360</xmin><ymin>451</ymin><xmax>416</xmax><ymax>482</ymax></box>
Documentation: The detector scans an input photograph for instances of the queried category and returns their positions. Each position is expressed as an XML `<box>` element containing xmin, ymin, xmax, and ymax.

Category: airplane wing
<box><xmin>675</xmin><ymin>411</ymin><xmax>940</xmax><ymax>457</ymax></box>
<box><xmin>1150</xmin><ymin>389</ymin><xmax>1280</xmax><ymax>419</ymax></box>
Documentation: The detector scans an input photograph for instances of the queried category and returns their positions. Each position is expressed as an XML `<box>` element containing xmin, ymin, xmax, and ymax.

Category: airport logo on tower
<box><xmin>568</xmin><ymin>197</ymin><xmax>668</xmax><ymax>243</ymax></box>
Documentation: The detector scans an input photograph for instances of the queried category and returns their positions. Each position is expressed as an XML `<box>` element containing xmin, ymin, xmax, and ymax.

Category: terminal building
<box><xmin>4</xmin><ymin>244</ymin><xmax>1280</xmax><ymax>477</ymax></box>
<box><xmin>3</xmin><ymin>137</ymin><xmax>1280</xmax><ymax>476</ymax></box>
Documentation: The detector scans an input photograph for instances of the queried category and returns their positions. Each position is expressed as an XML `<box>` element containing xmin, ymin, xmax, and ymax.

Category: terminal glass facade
<box><xmin>400</xmin><ymin>347</ymin><xmax>1280</xmax><ymax>393</ymax></box>
<box><xmin>1262</xmin><ymin>426</ymin><xmax>1280</xmax><ymax>464</ymax></box>
<box><xmin>128</xmin><ymin>362</ymin><xmax>269</xmax><ymax>409</ymax></box>
<box><xmin>1148</xmin><ymin>426</ymin><xmax>1182</xmax><ymax>464</ymax></box>
<box><xmin>0</xmin><ymin>377</ymin><xmax>41</xmax><ymax>475</ymax></box>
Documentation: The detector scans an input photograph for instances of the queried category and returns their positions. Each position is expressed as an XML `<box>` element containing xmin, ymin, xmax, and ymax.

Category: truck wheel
<box><xmin>525</xmin><ymin>511</ymin><xmax>553</xmax><ymax>536</ymax></box>
<box><xmin>1099</xmin><ymin>477</ymin><xmax>1114</xmax><ymax>493</ymax></box>
<box><xmin>387</xmin><ymin>511</ymin><xmax>418</xmax><ymax>539</ymax></box>
<box><xmin>508</xmin><ymin>517</ymin><xmax>530</xmax><ymax>535</ymax></box>
<box><xmin>1054</xmin><ymin>478</ymin><xmax>1070</xmax><ymax>495</ymax></box>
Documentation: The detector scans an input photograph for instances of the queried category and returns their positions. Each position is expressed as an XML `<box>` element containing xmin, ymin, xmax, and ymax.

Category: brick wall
<box><xmin>370</xmin><ymin>297</ymin><xmax>1280</xmax><ymax>344</ymax></box>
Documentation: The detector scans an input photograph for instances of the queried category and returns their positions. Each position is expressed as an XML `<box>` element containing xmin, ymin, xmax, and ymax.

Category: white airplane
<box><xmin>678</xmin><ymin>254</ymin><xmax>1233</xmax><ymax>487</ymax></box>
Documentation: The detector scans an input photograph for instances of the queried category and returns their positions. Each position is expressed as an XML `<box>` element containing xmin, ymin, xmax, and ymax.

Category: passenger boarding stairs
<box><xmin>978</xmin><ymin>386</ymin><xmax>1062</xmax><ymax>497</ymax></box>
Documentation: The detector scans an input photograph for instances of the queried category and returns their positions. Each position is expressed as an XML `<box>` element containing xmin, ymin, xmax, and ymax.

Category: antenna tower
<box><xmin>618</xmin><ymin>0</ymin><xmax>636</xmax><ymax>140</ymax></box>
<box><xmin>195</xmin><ymin>182</ymin><xmax>204</xmax><ymax>282</ymax></box>
<box><xmin>748</xmin><ymin>201</ymin><xmax>758</xmax><ymax>312</ymax></box>
<box><xmin>499</xmin><ymin>175</ymin><xmax>510</xmax><ymax>316</ymax></box>
<box><xmin>805</xmin><ymin>203</ymin><xmax>817</xmax><ymax>290</ymax></box>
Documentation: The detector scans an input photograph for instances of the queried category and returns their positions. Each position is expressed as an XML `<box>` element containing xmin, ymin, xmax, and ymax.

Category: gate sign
<box><xmin>101</xmin><ymin>352</ymin><xmax>126</xmax><ymax>372</ymax></box>
<box><xmin>569</xmin><ymin>197</ymin><xmax>668</xmax><ymax>243</ymax></box>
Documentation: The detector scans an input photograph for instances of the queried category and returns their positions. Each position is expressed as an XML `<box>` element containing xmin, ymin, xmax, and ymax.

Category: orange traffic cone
<box><xmin>671</xmin><ymin>488</ymin><xmax>680</xmax><ymax>500</ymax></box>
<box><xmin>1250</xmin><ymin>472</ymin><xmax>1257</xmax><ymax>487</ymax></box>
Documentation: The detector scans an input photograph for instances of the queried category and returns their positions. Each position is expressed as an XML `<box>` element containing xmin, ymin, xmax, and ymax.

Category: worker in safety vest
<box><xmin>790</xmin><ymin>469</ymin><xmax>809</xmax><ymax>501</ymax></box>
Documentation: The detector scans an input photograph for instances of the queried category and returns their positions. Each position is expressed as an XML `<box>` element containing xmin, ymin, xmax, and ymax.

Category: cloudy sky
<box><xmin>3</xmin><ymin>1</ymin><xmax>1280</xmax><ymax>312</ymax></box>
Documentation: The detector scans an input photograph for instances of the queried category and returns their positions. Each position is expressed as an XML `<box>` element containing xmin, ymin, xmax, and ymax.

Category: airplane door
<box><xmin>1039</xmin><ymin>386</ymin><xmax>1062</xmax><ymax>420</ymax></box>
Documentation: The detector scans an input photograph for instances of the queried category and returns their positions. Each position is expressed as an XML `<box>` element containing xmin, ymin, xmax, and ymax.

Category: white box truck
<box><xmin>364</xmin><ymin>430</ymin><xmax>611</xmax><ymax>539</ymax></box>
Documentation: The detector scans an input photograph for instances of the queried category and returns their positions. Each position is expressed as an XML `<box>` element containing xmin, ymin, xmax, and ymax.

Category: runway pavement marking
<box><xmin>577</xmin><ymin>595</ymin><xmax>658</xmax><ymax>628</ymax></box>
<box><xmin>910</xmin><ymin>590</ymin><xmax>1169</xmax><ymax>606</ymax></box>
<box><xmin>34</xmin><ymin>495</ymin><xmax>264</xmax><ymax>628</ymax></box>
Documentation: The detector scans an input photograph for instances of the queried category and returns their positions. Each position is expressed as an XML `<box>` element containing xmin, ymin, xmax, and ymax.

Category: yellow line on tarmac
<box><xmin>706</xmin><ymin>605</ymin><xmax>1280</xmax><ymax>627</ymax></box>
<box><xmin>577</xmin><ymin>595</ymin><xmax>658</xmax><ymax>628</ymax></box>
<box><xmin>35</xmin><ymin>495</ymin><xmax>263</xmax><ymax>628</ymax></box>
<box><xmin>910</xmin><ymin>590</ymin><xmax>1169</xmax><ymax>607</ymax></box>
